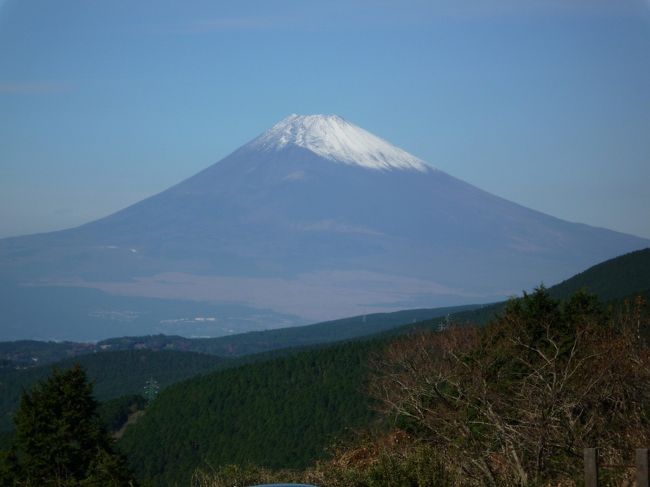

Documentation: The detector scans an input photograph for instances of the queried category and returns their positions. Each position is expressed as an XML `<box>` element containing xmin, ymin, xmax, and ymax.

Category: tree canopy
<box><xmin>1</xmin><ymin>364</ymin><xmax>135</xmax><ymax>486</ymax></box>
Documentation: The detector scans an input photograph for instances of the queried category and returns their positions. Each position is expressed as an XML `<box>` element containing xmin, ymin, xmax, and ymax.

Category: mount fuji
<box><xmin>1</xmin><ymin>114</ymin><xmax>648</xmax><ymax>340</ymax></box>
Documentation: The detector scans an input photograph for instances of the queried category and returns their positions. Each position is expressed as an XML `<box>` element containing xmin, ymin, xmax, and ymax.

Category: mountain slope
<box><xmin>1</xmin><ymin>114</ymin><xmax>647</xmax><ymax>340</ymax></box>
<box><xmin>549</xmin><ymin>247</ymin><xmax>650</xmax><ymax>301</ymax></box>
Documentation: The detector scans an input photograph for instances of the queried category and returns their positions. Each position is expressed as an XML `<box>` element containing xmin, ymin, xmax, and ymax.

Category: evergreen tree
<box><xmin>9</xmin><ymin>364</ymin><xmax>136</xmax><ymax>486</ymax></box>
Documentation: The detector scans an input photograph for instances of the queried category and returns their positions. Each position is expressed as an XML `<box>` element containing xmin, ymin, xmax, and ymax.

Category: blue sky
<box><xmin>1</xmin><ymin>0</ymin><xmax>649</xmax><ymax>238</ymax></box>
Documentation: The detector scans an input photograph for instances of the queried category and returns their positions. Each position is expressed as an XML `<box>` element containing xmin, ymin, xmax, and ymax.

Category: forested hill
<box><xmin>549</xmin><ymin>247</ymin><xmax>650</xmax><ymax>301</ymax></box>
<box><xmin>118</xmin><ymin>340</ymin><xmax>378</xmax><ymax>485</ymax></box>
<box><xmin>402</xmin><ymin>247</ymin><xmax>650</xmax><ymax>332</ymax></box>
<box><xmin>0</xmin><ymin>305</ymin><xmax>478</xmax><ymax>367</ymax></box>
<box><xmin>115</xmin><ymin>279</ymin><xmax>650</xmax><ymax>485</ymax></box>
<box><xmin>0</xmin><ymin>306</ymin><xmax>476</xmax><ymax>435</ymax></box>
<box><xmin>0</xmin><ymin>350</ymin><xmax>227</xmax><ymax>431</ymax></box>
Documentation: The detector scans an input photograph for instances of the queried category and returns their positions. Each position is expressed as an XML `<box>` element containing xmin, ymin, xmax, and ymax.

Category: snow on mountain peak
<box><xmin>247</xmin><ymin>114</ymin><xmax>433</xmax><ymax>172</ymax></box>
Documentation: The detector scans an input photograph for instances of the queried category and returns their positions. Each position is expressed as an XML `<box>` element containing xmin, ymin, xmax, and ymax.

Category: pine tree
<box><xmin>9</xmin><ymin>364</ymin><xmax>136</xmax><ymax>486</ymax></box>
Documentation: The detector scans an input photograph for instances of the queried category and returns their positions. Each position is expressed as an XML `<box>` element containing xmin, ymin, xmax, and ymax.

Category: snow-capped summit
<box><xmin>247</xmin><ymin>114</ymin><xmax>432</xmax><ymax>172</ymax></box>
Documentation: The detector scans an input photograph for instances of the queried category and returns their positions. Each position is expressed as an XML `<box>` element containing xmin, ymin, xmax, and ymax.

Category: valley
<box><xmin>1</xmin><ymin>248</ymin><xmax>648</xmax><ymax>484</ymax></box>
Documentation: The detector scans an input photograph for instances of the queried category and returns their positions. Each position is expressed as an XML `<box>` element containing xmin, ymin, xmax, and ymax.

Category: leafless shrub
<box><xmin>369</xmin><ymin>291</ymin><xmax>650</xmax><ymax>486</ymax></box>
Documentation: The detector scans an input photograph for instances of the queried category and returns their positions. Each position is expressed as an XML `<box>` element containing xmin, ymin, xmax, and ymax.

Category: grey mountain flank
<box><xmin>1</xmin><ymin>114</ymin><xmax>647</xmax><ymax>340</ymax></box>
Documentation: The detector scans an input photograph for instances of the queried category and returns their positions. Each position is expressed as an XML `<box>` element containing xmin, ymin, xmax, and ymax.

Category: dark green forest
<box><xmin>98</xmin><ymin>394</ymin><xmax>148</xmax><ymax>434</ymax></box>
<box><xmin>0</xmin><ymin>350</ymin><xmax>227</xmax><ymax>431</ymax></box>
<box><xmin>118</xmin><ymin>341</ymin><xmax>378</xmax><ymax>485</ymax></box>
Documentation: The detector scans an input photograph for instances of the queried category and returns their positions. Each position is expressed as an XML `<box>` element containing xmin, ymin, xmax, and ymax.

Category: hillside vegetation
<box><xmin>0</xmin><ymin>307</ymin><xmax>474</xmax><ymax>434</ymax></box>
<box><xmin>0</xmin><ymin>350</ymin><xmax>227</xmax><ymax>431</ymax></box>
<box><xmin>1</xmin><ymin>249</ymin><xmax>648</xmax><ymax>485</ymax></box>
<box><xmin>191</xmin><ymin>289</ymin><xmax>650</xmax><ymax>487</ymax></box>
<box><xmin>115</xmin><ymin>248</ymin><xmax>650</xmax><ymax>485</ymax></box>
<box><xmin>118</xmin><ymin>341</ymin><xmax>378</xmax><ymax>485</ymax></box>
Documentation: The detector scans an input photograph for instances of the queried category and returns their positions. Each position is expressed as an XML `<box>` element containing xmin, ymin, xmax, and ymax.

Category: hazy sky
<box><xmin>1</xmin><ymin>0</ymin><xmax>649</xmax><ymax>239</ymax></box>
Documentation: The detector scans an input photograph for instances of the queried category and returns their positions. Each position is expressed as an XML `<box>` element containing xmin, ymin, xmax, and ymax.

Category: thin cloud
<box><xmin>0</xmin><ymin>82</ymin><xmax>71</xmax><ymax>94</ymax></box>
